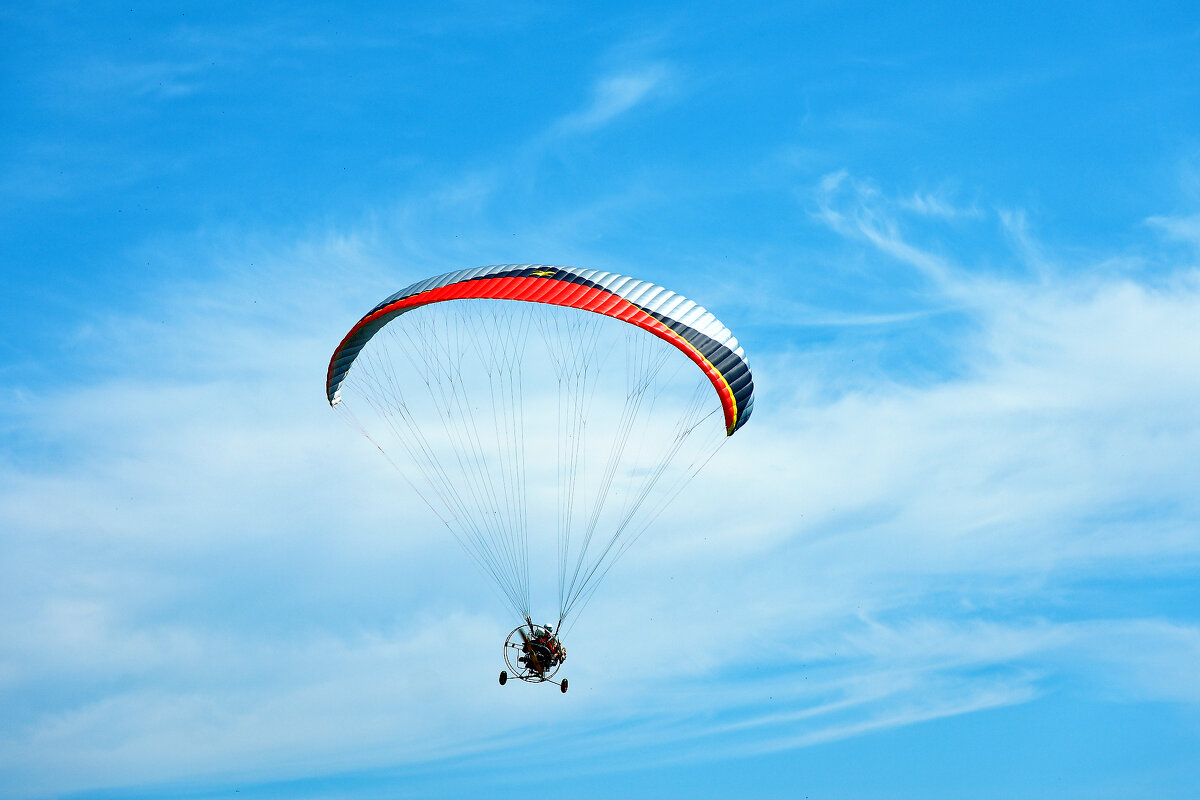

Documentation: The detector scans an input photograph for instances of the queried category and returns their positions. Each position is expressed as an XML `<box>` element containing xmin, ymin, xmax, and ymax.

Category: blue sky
<box><xmin>3</xmin><ymin>1</ymin><xmax>1200</xmax><ymax>798</ymax></box>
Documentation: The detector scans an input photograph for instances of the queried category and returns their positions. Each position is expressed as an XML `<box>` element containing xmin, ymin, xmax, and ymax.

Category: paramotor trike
<box><xmin>499</xmin><ymin>619</ymin><xmax>568</xmax><ymax>693</ymax></box>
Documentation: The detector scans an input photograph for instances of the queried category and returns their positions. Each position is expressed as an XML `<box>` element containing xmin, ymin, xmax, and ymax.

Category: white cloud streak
<box><xmin>813</xmin><ymin>171</ymin><xmax>963</xmax><ymax>291</ymax></box>
<box><xmin>1147</xmin><ymin>213</ymin><xmax>1200</xmax><ymax>250</ymax></box>
<box><xmin>552</xmin><ymin>63</ymin><xmax>673</xmax><ymax>135</ymax></box>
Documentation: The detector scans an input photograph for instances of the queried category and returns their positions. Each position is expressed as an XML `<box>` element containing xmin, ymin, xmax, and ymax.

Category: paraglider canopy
<box><xmin>327</xmin><ymin>264</ymin><xmax>754</xmax><ymax>434</ymax></box>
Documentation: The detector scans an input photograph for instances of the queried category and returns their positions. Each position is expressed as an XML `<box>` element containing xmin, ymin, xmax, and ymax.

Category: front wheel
<box><xmin>499</xmin><ymin>670</ymin><xmax>508</xmax><ymax>686</ymax></box>
<box><xmin>560</xmin><ymin>678</ymin><xmax>568</xmax><ymax>694</ymax></box>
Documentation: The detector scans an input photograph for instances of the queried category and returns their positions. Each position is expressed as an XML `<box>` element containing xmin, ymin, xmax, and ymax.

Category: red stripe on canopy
<box><xmin>328</xmin><ymin>275</ymin><xmax>739</xmax><ymax>433</ymax></box>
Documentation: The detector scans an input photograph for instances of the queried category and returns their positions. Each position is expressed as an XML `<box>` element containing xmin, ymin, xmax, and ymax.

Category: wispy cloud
<box><xmin>75</xmin><ymin>59</ymin><xmax>209</xmax><ymax>100</ymax></box>
<box><xmin>552</xmin><ymin>63</ymin><xmax>674</xmax><ymax>135</ymax></box>
<box><xmin>900</xmin><ymin>189</ymin><xmax>983</xmax><ymax>220</ymax></box>
<box><xmin>1147</xmin><ymin>212</ymin><xmax>1200</xmax><ymax>249</ymax></box>
<box><xmin>3</xmin><ymin>165</ymin><xmax>1200</xmax><ymax>796</ymax></box>
<box><xmin>812</xmin><ymin>171</ymin><xmax>964</xmax><ymax>291</ymax></box>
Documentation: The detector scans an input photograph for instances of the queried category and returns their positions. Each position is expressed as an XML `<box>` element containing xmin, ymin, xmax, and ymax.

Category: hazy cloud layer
<box><xmin>2</xmin><ymin>167</ymin><xmax>1198</xmax><ymax>796</ymax></box>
